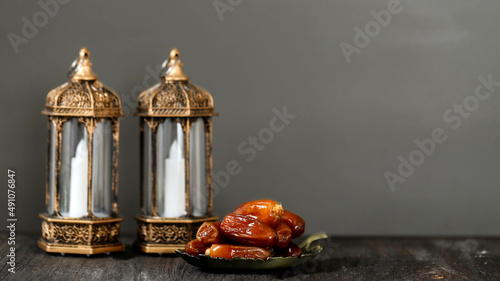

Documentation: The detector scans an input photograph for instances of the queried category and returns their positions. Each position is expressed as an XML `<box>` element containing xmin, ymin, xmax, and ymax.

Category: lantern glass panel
<box><xmin>189</xmin><ymin>118</ymin><xmax>208</xmax><ymax>217</ymax></box>
<box><xmin>59</xmin><ymin>118</ymin><xmax>88</xmax><ymax>218</ymax></box>
<box><xmin>156</xmin><ymin>119</ymin><xmax>186</xmax><ymax>217</ymax></box>
<box><xmin>91</xmin><ymin>118</ymin><xmax>113</xmax><ymax>217</ymax></box>
<box><xmin>47</xmin><ymin>121</ymin><xmax>56</xmax><ymax>215</ymax></box>
<box><xmin>141</xmin><ymin>120</ymin><xmax>153</xmax><ymax>215</ymax></box>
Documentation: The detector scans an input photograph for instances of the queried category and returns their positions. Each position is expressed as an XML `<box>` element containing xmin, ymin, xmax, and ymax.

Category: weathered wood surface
<box><xmin>1</xmin><ymin>234</ymin><xmax>499</xmax><ymax>280</ymax></box>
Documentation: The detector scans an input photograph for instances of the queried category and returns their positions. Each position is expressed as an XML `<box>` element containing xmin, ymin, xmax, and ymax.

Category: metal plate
<box><xmin>176</xmin><ymin>233</ymin><xmax>328</xmax><ymax>270</ymax></box>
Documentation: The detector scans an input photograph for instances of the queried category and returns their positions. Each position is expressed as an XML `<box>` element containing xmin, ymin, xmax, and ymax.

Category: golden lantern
<box><xmin>38</xmin><ymin>47</ymin><xmax>125</xmax><ymax>255</ymax></box>
<box><xmin>134</xmin><ymin>48</ymin><xmax>218</xmax><ymax>253</ymax></box>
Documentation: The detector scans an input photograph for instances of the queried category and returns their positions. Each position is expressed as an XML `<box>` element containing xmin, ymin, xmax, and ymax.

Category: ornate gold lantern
<box><xmin>134</xmin><ymin>48</ymin><xmax>218</xmax><ymax>253</ymax></box>
<box><xmin>38</xmin><ymin>47</ymin><xmax>125</xmax><ymax>255</ymax></box>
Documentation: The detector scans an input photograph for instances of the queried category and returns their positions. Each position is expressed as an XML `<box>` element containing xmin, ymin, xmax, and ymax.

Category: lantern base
<box><xmin>134</xmin><ymin>215</ymin><xmax>218</xmax><ymax>254</ymax></box>
<box><xmin>37</xmin><ymin>239</ymin><xmax>125</xmax><ymax>255</ymax></box>
<box><xmin>38</xmin><ymin>213</ymin><xmax>125</xmax><ymax>255</ymax></box>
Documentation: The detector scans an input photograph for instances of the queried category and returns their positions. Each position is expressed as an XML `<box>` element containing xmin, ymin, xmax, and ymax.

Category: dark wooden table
<box><xmin>1</xmin><ymin>234</ymin><xmax>499</xmax><ymax>280</ymax></box>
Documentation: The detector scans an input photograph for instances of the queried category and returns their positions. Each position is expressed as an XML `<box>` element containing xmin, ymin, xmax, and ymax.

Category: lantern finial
<box><xmin>170</xmin><ymin>48</ymin><xmax>180</xmax><ymax>60</ymax></box>
<box><xmin>161</xmin><ymin>48</ymin><xmax>188</xmax><ymax>81</ymax></box>
<box><xmin>70</xmin><ymin>47</ymin><xmax>98</xmax><ymax>81</ymax></box>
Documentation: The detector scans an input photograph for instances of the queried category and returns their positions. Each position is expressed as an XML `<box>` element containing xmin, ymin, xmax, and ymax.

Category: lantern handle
<box><xmin>68</xmin><ymin>56</ymin><xmax>82</xmax><ymax>78</ymax></box>
<box><xmin>159</xmin><ymin>55</ymin><xmax>179</xmax><ymax>78</ymax></box>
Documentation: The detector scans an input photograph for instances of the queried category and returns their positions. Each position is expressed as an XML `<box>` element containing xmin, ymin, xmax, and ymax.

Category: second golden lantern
<box><xmin>134</xmin><ymin>48</ymin><xmax>218</xmax><ymax>253</ymax></box>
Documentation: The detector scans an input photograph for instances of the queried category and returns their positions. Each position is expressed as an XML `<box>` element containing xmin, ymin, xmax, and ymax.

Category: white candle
<box><xmin>68</xmin><ymin>136</ymin><xmax>88</xmax><ymax>218</ymax></box>
<box><xmin>162</xmin><ymin>138</ymin><xmax>186</xmax><ymax>217</ymax></box>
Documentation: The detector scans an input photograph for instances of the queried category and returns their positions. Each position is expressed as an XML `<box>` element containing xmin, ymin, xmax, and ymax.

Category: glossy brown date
<box><xmin>185</xmin><ymin>239</ymin><xmax>208</xmax><ymax>256</ymax></box>
<box><xmin>196</xmin><ymin>222</ymin><xmax>227</xmax><ymax>245</ymax></box>
<box><xmin>232</xmin><ymin>199</ymin><xmax>284</xmax><ymax>227</ymax></box>
<box><xmin>220</xmin><ymin>214</ymin><xmax>278</xmax><ymax>247</ymax></box>
<box><xmin>274</xmin><ymin>220</ymin><xmax>292</xmax><ymax>248</ymax></box>
<box><xmin>281</xmin><ymin>210</ymin><xmax>305</xmax><ymax>238</ymax></box>
<box><xmin>205</xmin><ymin>244</ymin><xmax>271</xmax><ymax>260</ymax></box>
<box><xmin>273</xmin><ymin>242</ymin><xmax>302</xmax><ymax>257</ymax></box>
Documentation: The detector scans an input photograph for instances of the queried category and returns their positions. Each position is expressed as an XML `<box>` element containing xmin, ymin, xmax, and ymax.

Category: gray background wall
<box><xmin>1</xmin><ymin>0</ymin><xmax>500</xmax><ymax>236</ymax></box>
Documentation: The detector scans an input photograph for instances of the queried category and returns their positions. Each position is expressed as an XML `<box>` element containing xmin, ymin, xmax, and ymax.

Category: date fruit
<box><xmin>196</xmin><ymin>222</ymin><xmax>227</xmax><ymax>245</ymax></box>
<box><xmin>220</xmin><ymin>214</ymin><xmax>278</xmax><ymax>247</ymax></box>
<box><xmin>185</xmin><ymin>239</ymin><xmax>208</xmax><ymax>256</ymax></box>
<box><xmin>205</xmin><ymin>244</ymin><xmax>271</xmax><ymax>260</ymax></box>
<box><xmin>281</xmin><ymin>210</ymin><xmax>305</xmax><ymax>238</ymax></box>
<box><xmin>274</xmin><ymin>220</ymin><xmax>292</xmax><ymax>248</ymax></box>
<box><xmin>232</xmin><ymin>199</ymin><xmax>284</xmax><ymax>227</ymax></box>
<box><xmin>273</xmin><ymin>242</ymin><xmax>302</xmax><ymax>257</ymax></box>
<box><xmin>187</xmin><ymin>199</ymin><xmax>306</xmax><ymax>260</ymax></box>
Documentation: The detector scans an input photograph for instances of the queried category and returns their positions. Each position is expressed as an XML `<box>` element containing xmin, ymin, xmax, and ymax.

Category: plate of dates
<box><xmin>176</xmin><ymin>199</ymin><xmax>328</xmax><ymax>270</ymax></box>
